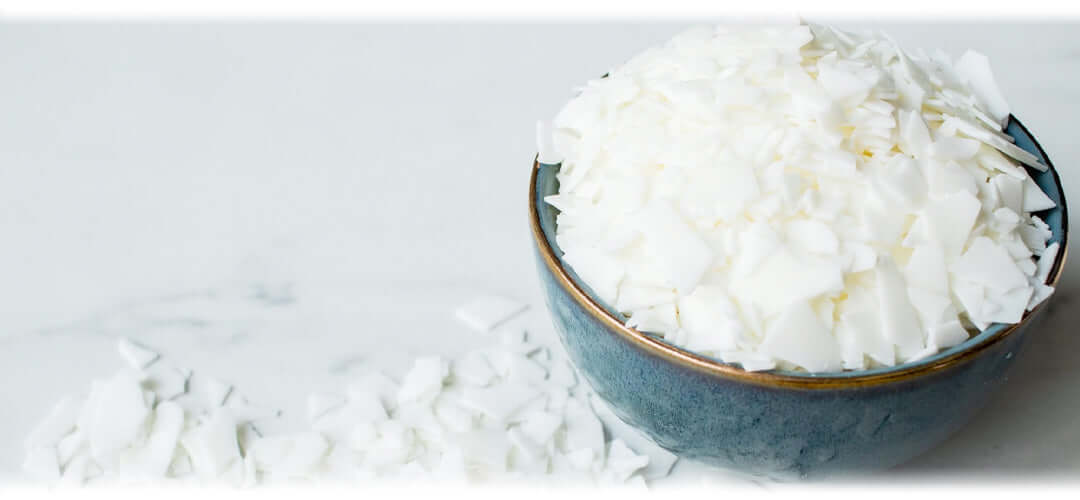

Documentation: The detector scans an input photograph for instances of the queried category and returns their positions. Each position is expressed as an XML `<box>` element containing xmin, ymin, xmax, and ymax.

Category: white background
<box><xmin>0</xmin><ymin>22</ymin><xmax>1078</xmax><ymax>482</ymax></box>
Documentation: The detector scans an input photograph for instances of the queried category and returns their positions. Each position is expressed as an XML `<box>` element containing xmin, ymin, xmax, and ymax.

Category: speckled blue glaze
<box><xmin>529</xmin><ymin>117</ymin><xmax>1068</xmax><ymax>480</ymax></box>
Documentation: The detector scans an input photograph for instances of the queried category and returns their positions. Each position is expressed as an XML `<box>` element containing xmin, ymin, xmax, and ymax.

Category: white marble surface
<box><xmin>1</xmin><ymin>22</ymin><xmax>1078</xmax><ymax>483</ymax></box>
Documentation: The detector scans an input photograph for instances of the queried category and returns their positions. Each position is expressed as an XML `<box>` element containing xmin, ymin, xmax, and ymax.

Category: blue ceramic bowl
<box><xmin>529</xmin><ymin>117</ymin><xmax>1069</xmax><ymax>480</ymax></box>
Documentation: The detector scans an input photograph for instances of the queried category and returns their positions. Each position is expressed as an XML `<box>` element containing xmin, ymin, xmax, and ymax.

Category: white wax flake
<box><xmin>507</xmin><ymin>427</ymin><xmax>546</xmax><ymax>464</ymax></box>
<box><xmin>397</xmin><ymin>356</ymin><xmax>449</xmax><ymax>405</ymax></box>
<box><xmin>906</xmin><ymin>292</ymin><xmax>953</xmax><ymax>334</ymax></box>
<box><xmin>506</xmin><ymin>354</ymin><xmax>549</xmax><ymax>386</ymax></box>
<box><xmin>925</xmin><ymin>159</ymin><xmax>977</xmax><ymax>199</ymax></box>
<box><xmin>1028</xmin><ymin>284</ymin><xmax>1056</xmax><ymax>310</ymax></box>
<box><xmin>395</xmin><ymin>401</ymin><xmax>444</xmax><ymax>443</ymax></box>
<box><xmin>433</xmin><ymin>398</ymin><xmax>475</xmax><ymax>434</ymax></box>
<box><xmin>87</xmin><ymin>371</ymin><xmax>152</xmax><ymax>464</ymax></box>
<box><xmin>307</xmin><ymin>392</ymin><xmax>348</xmax><ymax>424</ymax></box>
<box><xmin>625</xmin><ymin>303</ymin><xmax>679</xmax><ymax>334</ymax></box>
<box><xmin>59</xmin><ymin>455</ymin><xmax>94</xmax><ymax>486</ymax></box>
<box><xmin>813</xmin><ymin>150</ymin><xmax>858</xmax><ymax>177</ymax></box>
<box><xmin>518</xmin><ymin>410</ymin><xmax>564</xmax><ymax>446</ymax></box>
<box><xmin>899</xmin><ymin>109</ymin><xmax>932</xmax><ymax>156</ymax></box>
<box><xmin>347</xmin><ymin>420</ymin><xmax>379</xmax><ymax>450</ymax></box>
<box><xmin>786</xmin><ymin>219</ymin><xmax>840</xmax><ymax>255</ymax></box>
<box><xmin>133</xmin><ymin>401</ymin><xmax>186</xmax><ymax>478</ymax></box>
<box><xmin>905</xmin><ymin>244</ymin><xmax>949</xmax><ymax>295</ymax></box>
<box><xmin>982</xmin><ymin>286</ymin><xmax>1033</xmax><ymax>324</ymax></box>
<box><xmin>347</xmin><ymin>371</ymin><xmax>399</xmax><ymax>413</ymax></box>
<box><xmin>954</xmin><ymin>50</ymin><xmax>1010</xmax><ymax>127</ymax></box>
<box><xmin>1017</xmin><ymin>257</ymin><xmax>1038</xmax><ymax>277</ymax></box>
<box><xmin>454</xmin><ymin>295</ymin><xmax>529</xmax><ymax>333</ymax></box>
<box><xmin>720</xmin><ymin>351</ymin><xmax>777</xmax><ymax>372</ymax></box>
<box><xmin>480</xmin><ymin>348</ymin><xmax>517</xmax><ymax>379</ymax></box>
<box><xmin>925</xmin><ymin>191</ymin><xmax>982</xmax><ymax>258</ymax></box>
<box><xmin>563</xmin><ymin>399</ymin><xmax>606</xmax><ymax>459</ymax></box>
<box><xmin>929</xmin><ymin>319</ymin><xmax>970</xmax><ymax>350</ymax></box>
<box><xmin>1022</xmin><ymin>177</ymin><xmax>1056</xmax><ymax>212</ymax></box>
<box><xmin>875</xmin><ymin>259</ymin><xmax>927</xmax><ymax>360</ymax></box>
<box><xmin>143</xmin><ymin>361</ymin><xmax>191</xmax><ymax>401</ymax></box>
<box><xmin>459</xmin><ymin>384</ymin><xmax>542</xmax><ymax>423</ymax></box>
<box><xmin>563</xmin><ymin>448</ymin><xmax>596</xmax><ymax>472</ymax></box>
<box><xmin>547</xmin><ymin>359</ymin><xmax>579</xmax><ymax>389</ymax></box>
<box><xmin>844</xmin><ymin>241</ymin><xmax>878</xmax><ymax>273</ymax></box>
<box><xmin>953</xmin><ymin>237</ymin><xmax>1029</xmax><ymax>292</ymax></box>
<box><xmin>760</xmin><ymin>301</ymin><xmax>842</xmax><ymax>373</ymax></box>
<box><xmin>536</xmin><ymin>120</ymin><xmax>564</xmax><ymax>165</ymax></box>
<box><xmin>980</xmin><ymin>148</ymin><xmax>1027</xmax><ymax>179</ymax></box>
<box><xmin>180</xmin><ymin>411</ymin><xmax>242</xmax><ymax>480</ymax></box>
<box><xmin>605</xmin><ymin>439</ymin><xmax>650</xmax><ymax>482</ymax></box>
<box><xmin>677</xmin><ymin>285</ymin><xmax>743</xmax><ymax>354</ymax></box>
<box><xmin>202</xmin><ymin>377</ymin><xmax>233</xmax><ymax>408</ymax></box>
<box><xmin>116</xmin><ymin>338</ymin><xmax>160</xmax><ymax>370</ymax></box>
<box><xmin>731</xmin><ymin>248</ymin><xmax>844</xmax><ymax>316</ymax></box>
<box><xmin>930</xmin><ymin>136</ymin><xmax>981</xmax><ymax>161</ymax></box>
<box><xmin>498</xmin><ymin>328</ymin><xmax>540</xmax><ymax>356</ymax></box>
<box><xmin>252</xmin><ymin>432</ymin><xmax>330</xmax><ymax>479</ymax></box>
<box><xmin>457</xmin><ymin>428</ymin><xmax>510</xmax><ymax>474</ymax></box>
<box><xmin>168</xmin><ymin>451</ymin><xmax>193</xmax><ymax>477</ymax></box>
<box><xmin>873</xmin><ymin>156</ymin><xmax>927</xmax><ymax>210</ymax></box>
<box><xmin>452</xmin><ymin>351</ymin><xmax>497</xmax><ymax>387</ymax></box>
<box><xmin>837</xmin><ymin>302</ymin><xmax>896</xmax><ymax>369</ymax></box>
<box><xmin>56</xmin><ymin>430</ymin><xmax>87</xmax><ymax>467</ymax></box>
<box><xmin>590</xmin><ymin>398</ymin><xmax>678</xmax><ymax>480</ymax></box>
<box><xmin>635</xmin><ymin>199</ymin><xmax>715</xmax><ymax>294</ymax></box>
<box><xmin>615</xmin><ymin>284</ymin><xmax>675</xmax><ymax>312</ymax></box>
<box><xmin>561</xmin><ymin>246</ymin><xmax>625</xmax><ymax>304</ymax></box>
<box><xmin>1036</xmin><ymin>242</ymin><xmax>1061</xmax><ymax>284</ymax></box>
<box><xmin>226</xmin><ymin>396</ymin><xmax>282</xmax><ymax>423</ymax></box>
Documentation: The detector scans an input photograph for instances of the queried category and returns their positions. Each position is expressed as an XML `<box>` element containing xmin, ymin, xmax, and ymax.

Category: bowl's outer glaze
<box><xmin>530</xmin><ymin>117</ymin><xmax>1067</xmax><ymax>479</ymax></box>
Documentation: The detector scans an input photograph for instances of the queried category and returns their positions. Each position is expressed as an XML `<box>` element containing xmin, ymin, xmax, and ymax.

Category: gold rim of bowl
<box><xmin>529</xmin><ymin>150</ymin><xmax>1070</xmax><ymax>389</ymax></box>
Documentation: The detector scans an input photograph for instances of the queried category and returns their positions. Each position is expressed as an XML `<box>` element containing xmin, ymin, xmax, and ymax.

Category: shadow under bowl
<box><xmin>529</xmin><ymin>116</ymin><xmax>1069</xmax><ymax>480</ymax></box>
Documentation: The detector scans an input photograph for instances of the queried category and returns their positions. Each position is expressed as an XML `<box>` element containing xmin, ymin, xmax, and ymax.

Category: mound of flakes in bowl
<box><xmin>539</xmin><ymin>22</ymin><xmax>1060</xmax><ymax>373</ymax></box>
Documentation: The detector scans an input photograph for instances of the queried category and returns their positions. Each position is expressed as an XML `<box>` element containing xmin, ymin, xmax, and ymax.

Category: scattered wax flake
<box><xmin>397</xmin><ymin>356</ymin><xmax>449</xmax><ymax>405</ymax></box>
<box><xmin>87</xmin><ymin>371</ymin><xmax>152</xmax><ymax>465</ymax></box>
<box><xmin>454</xmin><ymin>295</ymin><xmax>529</xmax><ymax>333</ymax></box>
<box><xmin>180</xmin><ymin>411</ymin><xmax>242</xmax><ymax>480</ymax></box>
<box><xmin>202</xmin><ymin>377</ymin><xmax>233</xmax><ymax>408</ymax></box>
<box><xmin>605</xmin><ymin>439</ymin><xmax>651</xmax><ymax>482</ymax></box>
<box><xmin>117</xmin><ymin>338</ymin><xmax>160</xmax><ymax>370</ymax></box>
<box><xmin>307</xmin><ymin>392</ymin><xmax>348</xmax><ymax>424</ymax></box>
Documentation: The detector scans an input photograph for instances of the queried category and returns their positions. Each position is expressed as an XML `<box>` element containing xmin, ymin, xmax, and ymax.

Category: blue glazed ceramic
<box><xmin>529</xmin><ymin>117</ymin><xmax>1068</xmax><ymax>480</ymax></box>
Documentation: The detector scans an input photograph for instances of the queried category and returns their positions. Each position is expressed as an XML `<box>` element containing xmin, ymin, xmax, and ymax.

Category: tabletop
<box><xmin>1</xmin><ymin>21</ymin><xmax>1078</xmax><ymax>483</ymax></box>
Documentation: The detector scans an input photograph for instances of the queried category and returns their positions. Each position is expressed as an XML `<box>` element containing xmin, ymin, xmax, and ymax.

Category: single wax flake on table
<box><xmin>454</xmin><ymin>295</ymin><xmax>529</xmax><ymax>332</ymax></box>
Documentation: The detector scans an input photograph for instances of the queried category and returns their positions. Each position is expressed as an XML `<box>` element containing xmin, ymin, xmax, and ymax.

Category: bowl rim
<box><xmin>529</xmin><ymin>116</ymin><xmax>1069</xmax><ymax>389</ymax></box>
